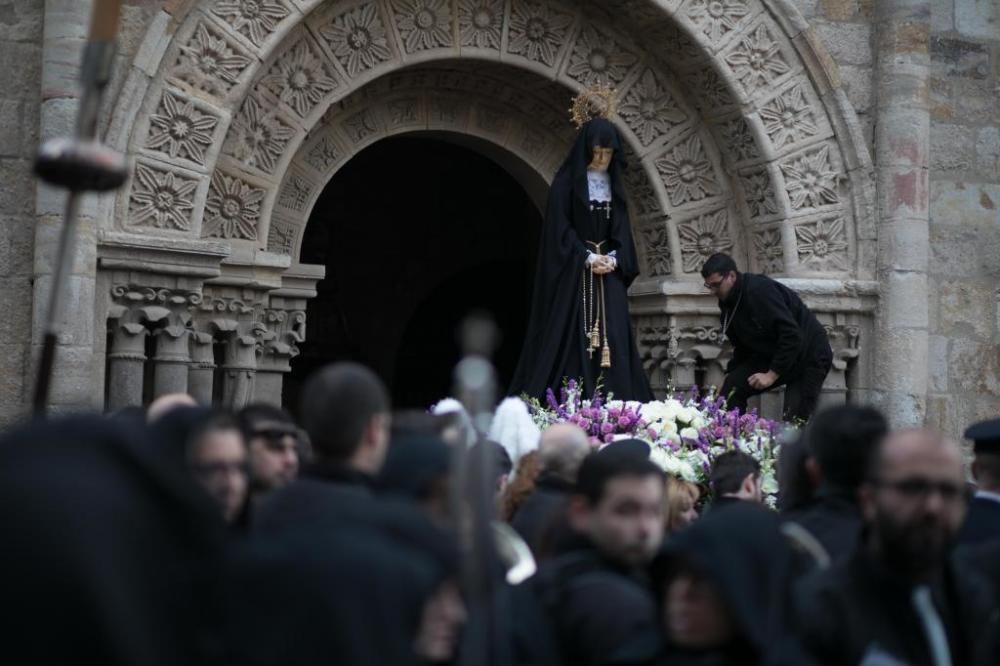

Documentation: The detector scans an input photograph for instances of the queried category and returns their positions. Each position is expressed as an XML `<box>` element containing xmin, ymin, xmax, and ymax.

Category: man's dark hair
<box><xmin>709</xmin><ymin>450</ymin><xmax>760</xmax><ymax>496</ymax></box>
<box><xmin>806</xmin><ymin>404</ymin><xmax>888</xmax><ymax>490</ymax></box>
<box><xmin>700</xmin><ymin>253</ymin><xmax>739</xmax><ymax>279</ymax></box>
<box><xmin>973</xmin><ymin>453</ymin><xmax>1000</xmax><ymax>490</ymax></box>
<box><xmin>299</xmin><ymin>363</ymin><xmax>389</xmax><ymax>462</ymax></box>
<box><xmin>237</xmin><ymin>403</ymin><xmax>296</xmax><ymax>439</ymax></box>
<box><xmin>575</xmin><ymin>452</ymin><xmax>664</xmax><ymax>504</ymax></box>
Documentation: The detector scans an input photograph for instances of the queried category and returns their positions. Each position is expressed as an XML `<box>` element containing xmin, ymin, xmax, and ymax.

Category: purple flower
<box><xmin>646</xmin><ymin>427</ymin><xmax>658</xmax><ymax>440</ymax></box>
<box><xmin>601</xmin><ymin>422</ymin><xmax>614</xmax><ymax>435</ymax></box>
<box><xmin>603</xmin><ymin>433</ymin><xmax>615</xmax><ymax>444</ymax></box>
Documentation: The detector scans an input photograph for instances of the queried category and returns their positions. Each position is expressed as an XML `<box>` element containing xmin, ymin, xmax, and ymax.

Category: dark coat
<box><xmin>229</xmin><ymin>462</ymin><xmax>458</xmax><ymax>666</ymax></box>
<box><xmin>720</xmin><ymin>273</ymin><xmax>831</xmax><ymax>379</ymax></box>
<box><xmin>782</xmin><ymin>486</ymin><xmax>864</xmax><ymax>565</ymax></box>
<box><xmin>795</xmin><ymin>548</ymin><xmax>999</xmax><ymax>666</ymax></box>
<box><xmin>510</xmin><ymin>475</ymin><xmax>573</xmax><ymax>557</ymax></box>
<box><xmin>654</xmin><ymin>502</ymin><xmax>810</xmax><ymax>666</ymax></box>
<box><xmin>518</xmin><ymin>542</ymin><xmax>663</xmax><ymax>666</ymax></box>
<box><xmin>958</xmin><ymin>495</ymin><xmax>1000</xmax><ymax>546</ymax></box>
<box><xmin>0</xmin><ymin>415</ymin><xmax>228</xmax><ymax>666</ymax></box>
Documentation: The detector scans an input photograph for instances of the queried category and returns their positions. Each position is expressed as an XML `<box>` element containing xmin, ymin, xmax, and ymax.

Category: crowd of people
<box><xmin>2</xmin><ymin>361</ymin><xmax>999</xmax><ymax>666</ymax></box>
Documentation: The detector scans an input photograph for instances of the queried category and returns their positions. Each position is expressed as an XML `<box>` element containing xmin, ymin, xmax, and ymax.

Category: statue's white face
<box><xmin>589</xmin><ymin>146</ymin><xmax>614</xmax><ymax>172</ymax></box>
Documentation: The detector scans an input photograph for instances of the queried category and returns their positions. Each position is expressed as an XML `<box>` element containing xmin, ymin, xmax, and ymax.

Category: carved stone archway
<box><xmin>84</xmin><ymin>0</ymin><xmax>878</xmax><ymax>411</ymax></box>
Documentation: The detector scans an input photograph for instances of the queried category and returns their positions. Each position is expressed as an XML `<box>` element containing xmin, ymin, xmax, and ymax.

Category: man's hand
<box><xmin>748</xmin><ymin>370</ymin><xmax>778</xmax><ymax>390</ymax></box>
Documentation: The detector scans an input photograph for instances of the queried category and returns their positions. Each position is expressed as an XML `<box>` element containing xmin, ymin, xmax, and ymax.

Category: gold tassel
<box><xmin>601</xmin><ymin>343</ymin><xmax>611</xmax><ymax>368</ymax></box>
<box><xmin>590</xmin><ymin>322</ymin><xmax>600</xmax><ymax>351</ymax></box>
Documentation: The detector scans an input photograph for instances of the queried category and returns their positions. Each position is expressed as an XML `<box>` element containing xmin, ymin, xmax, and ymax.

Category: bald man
<box><xmin>511</xmin><ymin>423</ymin><xmax>591</xmax><ymax>559</ymax></box>
<box><xmin>797</xmin><ymin>430</ymin><xmax>998</xmax><ymax>665</ymax></box>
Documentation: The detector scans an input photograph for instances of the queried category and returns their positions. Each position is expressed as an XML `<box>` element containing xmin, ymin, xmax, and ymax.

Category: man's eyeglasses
<box><xmin>704</xmin><ymin>277</ymin><xmax>726</xmax><ymax>291</ymax></box>
<box><xmin>874</xmin><ymin>477</ymin><xmax>966</xmax><ymax>502</ymax></box>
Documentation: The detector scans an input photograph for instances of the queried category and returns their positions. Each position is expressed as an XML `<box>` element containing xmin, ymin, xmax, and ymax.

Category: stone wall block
<box><xmin>32</xmin><ymin>343</ymin><xmax>103</xmax><ymax>409</ymax></box>
<box><xmin>929</xmin><ymin>0</ymin><xmax>954</xmax><ymax>31</ymax></box>
<box><xmin>938</xmin><ymin>279</ymin><xmax>993</xmax><ymax>338</ymax></box>
<box><xmin>31</xmin><ymin>274</ymin><xmax>97</xmax><ymax>346</ymax></box>
<box><xmin>928</xmin><ymin>335</ymin><xmax>950</xmax><ymax>393</ymax></box>
<box><xmin>0</xmin><ymin>1</ymin><xmax>43</xmax><ymax>42</ymax></box>
<box><xmin>949</xmin><ymin>337</ymin><xmax>1000</xmax><ymax>397</ymax></box>
<box><xmin>132</xmin><ymin>11</ymin><xmax>173</xmax><ymax>78</ymax></box>
<box><xmin>32</xmin><ymin>213</ymin><xmax>99</xmax><ymax>277</ymax></box>
<box><xmin>955</xmin><ymin>0</ymin><xmax>999</xmax><ymax>39</ymax></box>
<box><xmin>931</xmin><ymin>36</ymin><xmax>991</xmax><ymax>80</ymax></box>
<box><xmin>930</xmin><ymin>181</ymin><xmax>1000</xmax><ymax>227</ymax></box>
<box><xmin>0</xmin><ymin>158</ymin><xmax>36</xmax><ymax>217</ymax></box>
<box><xmin>814</xmin><ymin>20</ymin><xmax>873</xmax><ymax>66</ymax></box>
<box><xmin>0</xmin><ymin>216</ymin><xmax>36</xmax><ymax>277</ymax></box>
<box><xmin>930</xmin><ymin>223</ymin><xmax>1000</xmax><ymax>278</ymax></box>
<box><xmin>976</xmin><ymin>127</ymin><xmax>1000</xmax><ymax>179</ymax></box>
<box><xmin>929</xmin><ymin>122</ymin><xmax>976</xmax><ymax>174</ymax></box>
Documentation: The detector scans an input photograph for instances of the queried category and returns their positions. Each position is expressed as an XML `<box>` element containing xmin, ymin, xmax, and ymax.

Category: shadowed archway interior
<box><xmin>286</xmin><ymin>135</ymin><xmax>543</xmax><ymax>410</ymax></box>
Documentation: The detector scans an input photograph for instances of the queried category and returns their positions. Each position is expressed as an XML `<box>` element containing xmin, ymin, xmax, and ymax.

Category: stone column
<box><xmin>188</xmin><ymin>332</ymin><xmax>216</xmax><ymax>405</ymax></box>
<box><xmin>254</xmin><ymin>308</ymin><xmax>306</xmax><ymax>406</ymax></box>
<box><xmin>152</xmin><ymin>322</ymin><xmax>191</xmax><ymax>397</ymax></box>
<box><xmin>872</xmin><ymin>0</ymin><xmax>931</xmax><ymax>425</ymax></box>
<box><xmin>219</xmin><ymin>331</ymin><xmax>258</xmax><ymax>409</ymax></box>
<box><xmin>107</xmin><ymin>320</ymin><xmax>147</xmax><ymax>410</ymax></box>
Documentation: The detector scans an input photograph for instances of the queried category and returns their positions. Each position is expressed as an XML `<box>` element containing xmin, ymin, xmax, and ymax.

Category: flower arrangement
<box><xmin>524</xmin><ymin>379</ymin><xmax>791</xmax><ymax>499</ymax></box>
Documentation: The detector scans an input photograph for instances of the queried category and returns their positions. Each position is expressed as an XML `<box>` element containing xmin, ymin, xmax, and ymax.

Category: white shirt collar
<box><xmin>975</xmin><ymin>489</ymin><xmax>1000</xmax><ymax>505</ymax></box>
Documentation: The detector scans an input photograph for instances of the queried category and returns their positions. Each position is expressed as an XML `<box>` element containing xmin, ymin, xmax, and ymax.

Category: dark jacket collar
<box><xmin>302</xmin><ymin>460</ymin><xmax>376</xmax><ymax>490</ymax></box>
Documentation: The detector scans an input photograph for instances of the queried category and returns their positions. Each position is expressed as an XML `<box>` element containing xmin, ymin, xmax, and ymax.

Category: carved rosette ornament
<box><xmin>781</xmin><ymin>145</ymin><xmax>840</xmax><ymax>210</ymax></box>
<box><xmin>752</xmin><ymin>227</ymin><xmax>784</xmax><ymax>273</ymax></box>
<box><xmin>677</xmin><ymin>209</ymin><xmax>734</xmax><ymax>273</ymax></box>
<box><xmin>169</xmin><ymin>22</ymin><xmax>254</xmax><ymax>98</ymax></box>
<box><xmin>685</xmin><ymin>0</ymin><xmax>750</xmax><ymax>45</ymax></box>
<box><xmin>211</xmin><ymin>0</ymin><xmax>292</xmax><ymax>47</ymax></box>
<box><xmin>795</xmin><ymin>216</ymin><xmax>850</xmax><ymax>272</ymax></box>
<box><xmin>260</xmin><ymin>40</ymin><xmax>339</xmax><ymax>118</ymax></box>
<box><xmin>724</xmin><ymin>23</ymin><xmax>790</xmax><ymax>94</ymax></box>
<box><xmin>459</xmin><ymin>0</ymin><xmax>503</xmax><ymax>50</ymax></box>
<box><xmin>655</xmin><ymin>133</ymin><xmax>721</xmax><ymax>207</ymax></box>
<box><xmin>127</xmin><ymin>163</ymin><xmax>198</xmax><ymax>231</ymax></box>
<box><xmin>759</xmin><ymin>84</ymin><xmax>819</xmax><ymax>150</ymax></box>
<box><xmin>507</xmin><ymin>0</ymin><xmax>574</xmax><ymax>68</ymax></box>
<box><xmin>225</xmin><ymin>95</ymin><xmax>295</xmax><ymax>174</ymax></box>
<box><xmin>320</xmin><ymin>3</ymin><xmax>393</xmax><ymax>78</ymax></box>
<box><xmin>392</xmin><ymin>0</ymin><xmax>453</xmax><ymax>53</ymax></box>
<box><xmin>619</xmin><ymin>69</ymin><xmax>687</xmax><ymax>147</ymax></box>
<box><xmin>203</xmin><ymin>171</ymin><xmax>265</xmax><ymax>240</ymax></box>
<box><xmin>566</xmin><ymin>26</ymin><xmax>638</xmax><ymax>86</ymax></box>
<box><xmin>146</xmin><ymin>91</ymin><xmax>219</xmax><ymax>164</ymax></box>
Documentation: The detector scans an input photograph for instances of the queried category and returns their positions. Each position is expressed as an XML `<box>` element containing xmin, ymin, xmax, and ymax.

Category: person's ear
<box><xmin>858</xmin><ymin>482</ymin><xmax>876</xmax><ymax>521</ymax></box>
<box><xmin>804</xmin><ymin>456</ymin><xmax>822</xmax><ymax>488</ymax></box>
<box><xmin>740</xmin><ymin>472</ymin><xmax>756</xmax><ymax>498</ymax></box>
<box><xmin>566</xmin><ymin>495</ymin><xmax>591</xmax><ymax>533</ymax></box>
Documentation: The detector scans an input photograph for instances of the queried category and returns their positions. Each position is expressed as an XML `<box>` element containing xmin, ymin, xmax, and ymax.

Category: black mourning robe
<box><xmin>510</xmin><ymin>118</ymin><xmax>653</xmax><ymax>402</ymax></box>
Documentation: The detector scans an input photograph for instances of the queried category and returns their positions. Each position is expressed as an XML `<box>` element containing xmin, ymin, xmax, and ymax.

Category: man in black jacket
<box><xmin>795</xmin><ymin>429</ymin><xmax>998</xmax><ymax>665</ymax></box>
<box><xmin>958</xmin><ymin>417</ymin><xmax>1000</xmax><ymax>546</ymax></box>
<box><xmin>701</xmin><ymin>253</ymin><xmax>832</xmax><ymax>421</ymax></box>
<box><xmin>783</xmin><ymin>404</ymin><xmax>889</xmax><ymax>566</ymax></box>
<box><xmin>515</xmin><ymin>452</ymin><xmax>666</xmax><ymax>665</ymax></box>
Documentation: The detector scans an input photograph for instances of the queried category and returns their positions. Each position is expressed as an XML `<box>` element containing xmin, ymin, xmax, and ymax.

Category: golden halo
<box><xmin>569</xmin><ymin>82</ymin><xmax>619</xmax><ymax>129</ymax></box>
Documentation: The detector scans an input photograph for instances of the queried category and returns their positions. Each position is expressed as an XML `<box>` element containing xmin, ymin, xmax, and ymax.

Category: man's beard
<box><xmin>873</xmin><ymin>507</ymin><xmax>956</xmax><ymax>579</ymax></box>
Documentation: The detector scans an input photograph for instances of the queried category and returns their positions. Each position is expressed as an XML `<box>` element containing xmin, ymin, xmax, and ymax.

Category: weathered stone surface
<box><xmin>954</xmin><ymin>0</ymin><xmax>999</xmax><ymax>40</ymax></box>
<box><xmin>929</xmin><ymin>123</ymin><xmax>975</xmax><ymax>173</ymax></box>
<box><xmin>930</xmin><ymin>180</ymin><xmax>1000</xmax><ymax>226</ymax></box>
<box><xmin>948</xmin><ymin>336</ymin><xmax>1000</xmax><ymax>397</ymax></box>
<box><xmin>814</xmin><ymin>20</ymin><xmax>872</xmax><ymax>66</ymax></box>
<box><xmin>838</xmin><ymin>64</ymin><xmax>873</xmax><ymax>112</ymax></box>
<box><xmin>929</xmin><ymin>0</ymin><xmax>954</xmax><ymax>32</ymax></box>
<box><xmin>938</xmin><ymin>279</ymin><xmax>994</xmax><ymax>337</ymax></box>
<box><xmin>976</xmin><ymin>127</ymin><xmax>1000</xmax><ymax>179</ymax></box>
<box><xmin>928</xmin><ymin>334</ymin><xmax>949</xmax><ymax>392</ymax></box>
<box><xmin>0</xmin><ymin>158</ymin><xmax>34</xmax><ymax>216</ymax></box>
<box><xmin>819</xmin><ymin>0</ymin><xmax>859</xmax><ymax>20</ymax></box>
<box><xmin>931</xmin><ymin>36</ymin><xmax>991</xmax><ymax>79</ymax></box>
<box><xmin>930</xmin><ymin>224</ymin><xmax>1000</xmax><ymax>278</ymax></box>
<box><xmin>883</xmin><ymin>271</ymin><xmax>929</xmax><ymax>328</ymax></box>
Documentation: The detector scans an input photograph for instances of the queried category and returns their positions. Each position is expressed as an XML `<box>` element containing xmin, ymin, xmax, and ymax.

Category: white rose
<box><xmin>677</xmin><ymin>406</ymin><xmax>700</xmax><ymax>425</ymax></box>
<box><xmin>660</xmin><ymin>418</ymin><xmax>678</xmax><ymax>436</ymax></box>
<box><xmin>649</xmin><ymin>446</ymin><xmax>672</xmax><ymax>472</ymax></box>
<box><xmin>676</xmin><ymin>460</ymin><xmax>699</xmax><ymax>483</ymax></box>
<box><xmin>689</xmin><ymin>414</ymin><xmax>708</xmax><ymax>430</ymax></box>
<box><xmin>663</xmin><ymin>432</ymin><xmax>682</xmax><ymax>447</ymax></box>
<box><xmin>679</xmin><ymin>426</ymin><xmax>700</xmax><ymax>441</ymax></box>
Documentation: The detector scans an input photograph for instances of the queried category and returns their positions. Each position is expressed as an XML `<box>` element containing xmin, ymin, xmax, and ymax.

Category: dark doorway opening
<box><xmin>286</xmin><ymin>135</ymin><xmax>543</xmax><ymax>411</ymax></box>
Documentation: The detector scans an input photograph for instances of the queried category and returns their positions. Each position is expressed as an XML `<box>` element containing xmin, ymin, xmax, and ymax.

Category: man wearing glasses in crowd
<box><xmin>700</xmin><ymin>253</ymin><xmax>832</xmax><ymax>422</ymax></box>
<box><xmin>238</xmin><ymin>404</ymin><xmax>303</xmax><ymax>500</ymax></box>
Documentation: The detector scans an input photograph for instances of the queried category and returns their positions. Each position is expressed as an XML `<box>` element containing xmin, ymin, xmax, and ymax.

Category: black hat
<box><xmin>965</xmin><ymin>418</ymin><xmax>1000</xmax><ymax>455</ymax></box>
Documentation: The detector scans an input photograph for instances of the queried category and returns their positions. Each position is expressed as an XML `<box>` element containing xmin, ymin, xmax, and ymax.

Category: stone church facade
<box><xmin>0</xmin><ymin>0</ymin><xmax>996</xmax><ymax>432</ymax></box>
